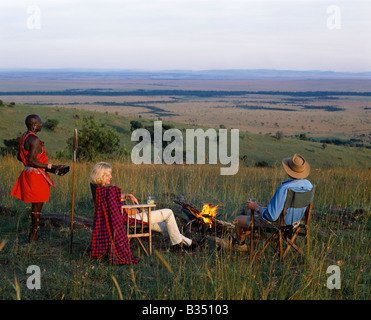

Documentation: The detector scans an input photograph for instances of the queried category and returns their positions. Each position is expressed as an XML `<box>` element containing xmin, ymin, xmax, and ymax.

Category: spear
<box><xmin>70</xmin><ymin>129</ymin><xmax>78</xmax><ymax>253</ymax></box>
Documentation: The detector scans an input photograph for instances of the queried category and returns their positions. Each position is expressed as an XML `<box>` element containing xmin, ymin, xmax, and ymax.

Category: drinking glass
<box><xmin>147</xmin><ymin>196</ymin><xmax>155</xmax><ymax>205</ymax></box>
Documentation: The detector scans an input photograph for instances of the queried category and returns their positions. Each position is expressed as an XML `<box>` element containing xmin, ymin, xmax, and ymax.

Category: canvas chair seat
<box><xmin>250</xmin><ymin>186</ymin><xmax>315</xmax><ymax>260</ymax></box>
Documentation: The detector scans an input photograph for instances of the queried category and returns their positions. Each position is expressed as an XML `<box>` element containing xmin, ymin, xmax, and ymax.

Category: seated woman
<box><xmin>90</xmin><ymin>162</ymin><xmax>197</xmax><ymax>254</ymax></box>
<box><xmin>89</xmin><ymin>166</ymin><xmax>139</xmax><ymax>265</ymax></box>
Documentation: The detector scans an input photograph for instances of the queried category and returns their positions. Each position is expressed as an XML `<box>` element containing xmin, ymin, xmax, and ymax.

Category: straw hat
<box><xmin>282</xmin><ymin>153</ymin><xmax>310</xmax><ymax>179</ymax></box>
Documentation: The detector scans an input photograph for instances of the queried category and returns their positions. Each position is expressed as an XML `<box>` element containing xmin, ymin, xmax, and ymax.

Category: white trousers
<box><xmin>134</xmin><ymin>208</ymin><xmax>192</xmax><ymax>246</ymax></box>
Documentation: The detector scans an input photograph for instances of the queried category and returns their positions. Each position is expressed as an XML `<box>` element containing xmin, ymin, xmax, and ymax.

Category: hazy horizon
<box><xmin>0</xmin><ymin>67</ymin><xmax>371</xmax><ymax>74</ymax></box>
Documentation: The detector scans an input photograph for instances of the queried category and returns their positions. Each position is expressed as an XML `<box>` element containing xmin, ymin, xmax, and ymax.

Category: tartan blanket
<box><xmin>90</xmin><ymin>185</ymin><xmax>140</xmax><ymax>265</ymax></box>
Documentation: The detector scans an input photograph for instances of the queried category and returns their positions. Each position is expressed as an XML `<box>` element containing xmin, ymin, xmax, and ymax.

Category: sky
<box><xmin>0</xmin><ymin>0</ymin><xmax>370</xmax><ymax>72</ymax></box>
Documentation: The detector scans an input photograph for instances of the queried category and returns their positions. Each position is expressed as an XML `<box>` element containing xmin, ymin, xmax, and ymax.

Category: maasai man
<box><xmin>11</xmin><ymin>114</ymin><xmax>67</xmax><ymax>242</ymax></box>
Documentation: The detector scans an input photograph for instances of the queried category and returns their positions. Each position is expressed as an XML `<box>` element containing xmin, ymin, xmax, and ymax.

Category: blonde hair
<box><xmin>90</xmin><ymin>162</ymin><xmax>112</xmax><ymax>186</ymax></box>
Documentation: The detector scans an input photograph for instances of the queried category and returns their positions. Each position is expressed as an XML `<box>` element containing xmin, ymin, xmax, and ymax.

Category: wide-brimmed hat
<box><xmin>282</xmin><ymin>153</ymin><xmax>310</xmax><ymax>179</ymax></box>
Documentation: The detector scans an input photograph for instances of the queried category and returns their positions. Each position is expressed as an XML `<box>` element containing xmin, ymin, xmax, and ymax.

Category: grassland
<box><xmin>0</xmin><ymin>156</ymin><xmax>370</xmax><ymax>300</ymax></box>
<box><xmin>0</xmin><ymin>104</ymin><xmax>370</xmax><ymax>301</ymax></box>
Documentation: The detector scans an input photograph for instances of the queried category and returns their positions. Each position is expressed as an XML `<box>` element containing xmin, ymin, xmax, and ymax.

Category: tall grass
<box><xmin>0</xmin><ymin>155</ymin><xmax>369</xmax><ymax>300</ymax></box>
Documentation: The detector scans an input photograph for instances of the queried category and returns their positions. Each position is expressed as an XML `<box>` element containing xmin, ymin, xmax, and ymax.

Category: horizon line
<box><xmin>0</xmin><ymin>68</ymin><xmax>371</xmax><ymax>74</ymax></box>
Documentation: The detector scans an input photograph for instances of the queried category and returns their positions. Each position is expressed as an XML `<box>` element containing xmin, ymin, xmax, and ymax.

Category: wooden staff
<box><xmin>70</xmin><ymin>129</ymin><xmax>78</xmax><ymax>253</ymax></box>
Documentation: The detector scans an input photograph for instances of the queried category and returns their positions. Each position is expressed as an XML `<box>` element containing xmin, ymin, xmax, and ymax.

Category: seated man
<box><xmin>233</xmin><ymin>153</ymin><xmax>313</xmax><ymax>245</ymax></box>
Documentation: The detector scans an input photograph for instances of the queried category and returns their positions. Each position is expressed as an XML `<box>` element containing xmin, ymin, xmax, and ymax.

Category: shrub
<box><xmin>255</xmin><ymin>160</ymin><xmax>270</xmax><ymax>167</ymax></box>
<box><xmin>130</xmin><ymin>120</ymin><xmax>143</xmax><ymax>131</ymax></box>
<box><xmin>44</xmin><ymin>119</ymin><xmax>60</xmax><ymax>130</ymax></box>
<box><xmin>66</xmin><ymin>118</ymin><xmax>120</xmax><ymax>160</ymax></box>
<box><xmin>275</xmin><ymin>131</ymin><xmax>284</xmax><ymax>140</ymax></box>
<box><xmin>0</xmin><ymin>135</ymin><xmax>21</xmax><ymax>155</ymax></box>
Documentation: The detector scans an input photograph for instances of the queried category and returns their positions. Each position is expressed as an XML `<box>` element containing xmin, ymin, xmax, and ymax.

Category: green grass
<box><xmin>0</xmin><ymin>156</ymin><xmax>370</xmax><ymax>300</ymax></box>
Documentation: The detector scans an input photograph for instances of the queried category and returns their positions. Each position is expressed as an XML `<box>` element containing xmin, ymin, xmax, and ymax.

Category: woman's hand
<box><xmin>124</xmin><ymin>193</ymin><xmax>139</xmax><ymax>205</ymax></box>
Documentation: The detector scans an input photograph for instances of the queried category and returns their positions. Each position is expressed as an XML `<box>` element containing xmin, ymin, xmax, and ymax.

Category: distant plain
<box><xmin>1</xmin><ymin>72</ymin><xmax>370</xmax><ymax>143</ymax></box>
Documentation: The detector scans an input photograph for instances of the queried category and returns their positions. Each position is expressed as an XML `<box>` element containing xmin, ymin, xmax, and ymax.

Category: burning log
<box><xmin>174</xmin><ymin>199</ymin><xmax>235</xmax><ymax>241</ymax></box>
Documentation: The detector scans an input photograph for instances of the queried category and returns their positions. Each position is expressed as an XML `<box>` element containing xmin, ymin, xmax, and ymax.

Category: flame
<box><xmin>196</xmin><ymin>203</ymin><xmax>219</xmax><ymax>227</ymax></box>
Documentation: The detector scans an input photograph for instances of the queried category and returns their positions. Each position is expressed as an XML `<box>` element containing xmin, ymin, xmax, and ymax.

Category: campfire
<box><xmin>194</xmin><ymin>203</ymin><xmax>219</xmax><ymax>228</ymax></box>
<box><xmin>174</xmin><ymin>199</ymin><xmax>234</xmax><ymax>240</ymax></box>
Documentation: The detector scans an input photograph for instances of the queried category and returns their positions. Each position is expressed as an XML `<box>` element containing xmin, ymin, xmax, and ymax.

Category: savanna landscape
<box><xmin>0</xmin><ymin>71</ymin><xmax>370</xmax><ymax>302</ymax></box>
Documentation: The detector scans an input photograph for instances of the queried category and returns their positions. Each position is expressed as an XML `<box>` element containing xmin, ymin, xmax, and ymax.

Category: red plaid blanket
<box><xmin>90</xmin><ymin>185</ymin><xmax>140</xmax><ymax>265</ymax></box>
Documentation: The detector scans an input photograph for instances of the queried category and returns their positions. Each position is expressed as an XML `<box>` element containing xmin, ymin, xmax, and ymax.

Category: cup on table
<box><xmin>147</xmin><ymin>196</ymin><xmax>155</xmax><ymax>205</ymax></box>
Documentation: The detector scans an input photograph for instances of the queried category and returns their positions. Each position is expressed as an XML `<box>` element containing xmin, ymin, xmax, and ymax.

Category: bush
<box><xmin>44</xmin><ymin>119</ymin><xmax>60</xmax><ymax>130</ymax></box>
<box><xmin>0</xmin><ymin>135</ymin><xmax>21</xmax><ymax>155</ymax></box>
<box><xmin>255</xmin><ymin>160</ymin><xmax>270</xmax><ymax>167</ymax></box>
<box><xmin>275</xmin><ymin>131</ymin><xmax>284</xmax><ymax>140</ymax></box>
<box><xmin>66</xmin><ymin>118</ymin><xmax>120</xmax><ymax>160</ymax></box>
<box><xmin>130</xmin><ymin>120</ymin><xmax>143</xmax><ymax>131</ymax></box>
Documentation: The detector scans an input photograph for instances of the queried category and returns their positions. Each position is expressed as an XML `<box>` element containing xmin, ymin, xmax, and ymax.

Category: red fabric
<box><xmin>90</xmin><ymin>186</ymin><xmax>140</xmax><ymax>265</ymax></box>
<box><xmin>11</xmin><ymin>132</ymin><xmax>50</xmax><ymax>203</ymax></box>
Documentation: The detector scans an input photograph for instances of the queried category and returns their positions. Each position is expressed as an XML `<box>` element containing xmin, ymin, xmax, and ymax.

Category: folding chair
<box><xmin>258</xmin><ymin>186</ymin><xmax>315</xmax><ymax>260</ymax></box>
<box><xmin>122</xmin><ymin>201</ymin><xmax>155</xmax><ymax>256</ymax></box>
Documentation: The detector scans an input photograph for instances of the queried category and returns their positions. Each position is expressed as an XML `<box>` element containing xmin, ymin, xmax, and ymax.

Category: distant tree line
<box><xmin>317</xmin><ymin>137</ymin><xmax>371</xmax><ymax>149</ymax></box>
<box><xmin>0</xmin><ymin>100</ymin><xmax>15</xmax><ymax>107</ymax></box>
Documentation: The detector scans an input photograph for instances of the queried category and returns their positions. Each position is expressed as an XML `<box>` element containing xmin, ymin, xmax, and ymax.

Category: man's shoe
<box><xmin>171</xmin><ymin>242</ymin><xmax>184</xmax><ymax>253</ymax></box>
<box><xmin>186</xmin><ymin>240</ymin><xmax>198</xmax><ymax>252</ymax></box>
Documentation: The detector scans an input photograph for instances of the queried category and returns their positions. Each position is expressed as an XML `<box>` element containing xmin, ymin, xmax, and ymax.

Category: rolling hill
<box><xmin>0</xmin><ymin>102</ymin><xmax>370</xmax><ymax>169</ymax></box>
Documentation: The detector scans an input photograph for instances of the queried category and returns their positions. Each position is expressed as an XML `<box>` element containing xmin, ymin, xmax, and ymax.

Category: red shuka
<box><xmin>11</xmin><ymin>132</ymin><xmax>51</xmax><ymax>203</ymax></box>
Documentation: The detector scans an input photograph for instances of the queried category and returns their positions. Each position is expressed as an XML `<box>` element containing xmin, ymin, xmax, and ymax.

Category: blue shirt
<box><xmin>260</xmin><ymin>178</ymin><xmax>313</xmax><ymax>225</ymax></box>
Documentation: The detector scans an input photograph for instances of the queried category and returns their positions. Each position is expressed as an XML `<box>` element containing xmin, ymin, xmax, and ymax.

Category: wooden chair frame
<box><xmin>122</xmin><ymin>202</ymin><xmax>155</xmax><ymax>256</ymax></box>
<box><xmin>253</xmin><ymin>186</ymin><xmax>315</xmax><ymax>260</ymax></box>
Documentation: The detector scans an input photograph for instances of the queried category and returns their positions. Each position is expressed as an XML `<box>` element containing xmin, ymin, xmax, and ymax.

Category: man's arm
<box><xmin>26</xmin><ymin>136</ymin><xmax>48</xmax><ymax>169</ymax></box>
<box><xmin>26</xmin><ymin>136</ymin><xmax>66</xmax><ymax>173</ymax></box>
<box><xmin>246</xmin><ymin>185</ymin><xmax>287</xmax><ymax>222</ymax></box>
<box><xmin>16</xmin><ymin>149</ymin><xmax>22</xmax><ymax>163</ymax></box>
<box><xmin>260</xmin><ymin>186</ymin><xmax>287</xmax><ymax>222</ymax></box>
